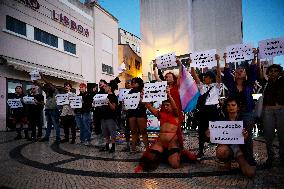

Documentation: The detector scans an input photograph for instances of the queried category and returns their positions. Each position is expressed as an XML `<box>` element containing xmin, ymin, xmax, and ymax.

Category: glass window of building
<box><xmin>34</xmin><ymin>28</ymin><xmax>58</xmax><ymax>48</ymax></box>
<box><xmin>6</xmin><ymin>15</ymin><xmax>26</xmax><ymax>36</ymax></box>
<box><xmin>64</xmin><ymin>40</ymin><xmax>76</xmax><ymax>54</ymax></box>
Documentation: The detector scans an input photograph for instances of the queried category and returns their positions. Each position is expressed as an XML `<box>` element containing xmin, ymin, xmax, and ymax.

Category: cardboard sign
<box><xmin>191</xmin><ymin>49</ymin><xmax>217</xmax><ymax>68</ymax></box>
<box><xmin>30</xmin><ymin>70</ymin><xmax>41</xmax><ymax>81</ymax></box>
<box><xmin>69</xmin><ymin>96</ymin><xmax>82</xmax><ymax>108</ymax></box>
<box><xmin>7</xmin><ymin>99</ymin><xmax>23</xmax><ymax>108</ymax></box>
<box><xmin>55</xmin><ymin>94</ymin><xmax>69</xmax><ymax>105</ymax></box>
<box><xmin>23</xmin><ymin>96</ymin><xmax>36</xmax><ymax>105</ymax></box>
<box><xmin>124</xmin><ymin>92</ymin><xmax>140</xmax><ymax>110</ymax></box>
<box><xmin>156</xmin><ymin>52</ymin><xmax>177</xmax><ymax>69</ymax></box>
<box><xmin>142</xmin><ymin>81</ymin><xmax>167</xmax><ymax>102</ymax></box>
<box><xmin>209</xmin><ymin>121</ymin><xmax>244</xmax><ymax>144</ymax></box>
<box><xmin>93</xmin><ymin>94</ymin><xmax>108</xmax><ymax>107</ymax></box>
<box><xmin>118</xmin><ymin>88</ymin><xmax>131</xmax><ymax>101</ymax></box>
<box><xmin>226</xmin><ymin>43</ymin><xmax>254</xmax><ymax>63</ymax></box>
<box><xmin>259</xmin><ymin>37</ymin><xmax>284</xmax><ymax>59</ymax></box>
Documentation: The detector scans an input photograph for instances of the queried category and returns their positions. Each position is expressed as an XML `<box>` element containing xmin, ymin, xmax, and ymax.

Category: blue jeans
<box><xmin>75</xmin><ymin>112</ymin><xmax>91</xmax><ymax>142</ymax></box>
<box><xmin>44</xmin><ymin>109</ymin><xmax>60</xmax><ymax>141</ymax></box>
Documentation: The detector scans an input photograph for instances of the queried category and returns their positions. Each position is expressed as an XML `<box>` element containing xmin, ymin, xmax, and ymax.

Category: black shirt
<box><xmin>100</xmin><ymin>93</ymin><xmax>118</xmax><ymax>120</ymax></box>
<box><xmin>263</xmin><ymin>76</ymin><xmax>284</xmax><ymax>106</ymax></box>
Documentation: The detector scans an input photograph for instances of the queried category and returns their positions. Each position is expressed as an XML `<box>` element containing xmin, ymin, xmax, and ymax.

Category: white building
<box><xmin>0</xmin><ymin>0</ymin><xmax>118</xmax><ymax>130</ymax></box>
<box><xmin>140</xmin><ymin>0</ymin><xmax>243</xmax><ymax>81</ymax></box>
<box><xmin>119</xmin><ymin>28</ymin><xmax>141</xmax><ymax>56</ymax></box>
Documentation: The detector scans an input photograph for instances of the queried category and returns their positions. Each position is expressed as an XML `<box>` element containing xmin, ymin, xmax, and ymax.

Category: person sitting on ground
<box><xmin>135</xmin><ymin>87</ymin><xmax>197</xmax><ymax>172</ymax></box>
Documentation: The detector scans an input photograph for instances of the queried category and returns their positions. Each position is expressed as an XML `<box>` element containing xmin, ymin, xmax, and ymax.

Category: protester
<box><xmin>261</xmin><ymin>64</ymin><xmax>284</xmax><ymax>167</ymax></box>
<box><xmin>27</xmin><ymin>85</ymin><xmax>44</xmax><ymax>141</ymax></box>
<box><xmin>189</xmin><ymin>54</ymin><xmax>222</xmax><ymax>158</ymax></box>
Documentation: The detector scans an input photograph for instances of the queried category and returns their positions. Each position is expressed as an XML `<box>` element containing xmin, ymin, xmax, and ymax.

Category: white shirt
<box><xmin>198</xmin><ymin>83</ymin><xmax>221</xmax><ymax>105</ymax></box>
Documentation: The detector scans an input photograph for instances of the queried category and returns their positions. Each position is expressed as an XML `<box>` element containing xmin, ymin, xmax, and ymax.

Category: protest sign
<box><xmin>142</xmin><ymin>81</ymin><xmax>167</xmax><ymax>102</ymax></box>
<box><xmin>259</xmin><ymin>37</ymin><xmax>284</xmax><ymax>59</ymax></box>
<box><xmin>124</xmin><ymin>92</ymin><xmax>140</xmax><ymax>110</ymax></box>
<box><xmin>23</xmin><ymin>96</ymin><xmax>36</xmax><ymax>105</ymax></box>
<box><xmin>7</xmin><ymin>99</ymin><xmax>23</xmax><ymax>108</ymax></box>
<box><xmin>55</xmin><ymin>94</ymin><xmax>69</xmax><ymax>105</ymax></box>
<box><xmin>69</xmin><ymin>96</ymin><xmax>82</xmax><ymax>108</ymax></box>
<box><xmin>226</xmin><ymin>43</ymin><xmax>254</xmax><ymax>63</ymax></box>
<box><xmin>93</xmin><ymin>94</ymin><xmax>108</xmax><ymax>107</ymax></box>
<box><xmin>209</xmin><ymin>121</ymin><xmax>244</xmax><ymax>144</ymax></box>
<box><xmin>191</xmin><ymin>49</ymin><xmax>217</xmax><ymax>68</ymax></box>
<box><xmin>30</xmin><ymin>70</ymin><xmax>41</xmax><ymax>81</ymax></box>
<box><xmin>118</xmin><ymin>88</ymin><xmax>131</xmax><ymax>101</ymax></box>
<box><xmin>156</xmin><ymin>52</ymin><xmax>177</xmax><ymax>69</ymax></box>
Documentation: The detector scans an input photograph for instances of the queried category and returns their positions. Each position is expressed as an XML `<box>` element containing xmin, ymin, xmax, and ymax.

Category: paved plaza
<box><xmin>0</xmin><ymin>130</ymin><xmax>283</xmax><ymax>189</ymax></box>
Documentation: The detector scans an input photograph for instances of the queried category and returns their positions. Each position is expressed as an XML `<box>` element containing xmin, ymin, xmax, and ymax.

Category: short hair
<box><xmin>64</xmin><ymin>82</ymin><xmax>72</xmax><ymax>88</ymax></box>
<box><xmin>79</xmin><ymin>83</ymin><xmax>87</xmax><ymax>88</ymax></box>
<box><xmin>131</xmin><ymin>77</ymin><xmax>144</xmax><ymax>91</ymax></box>
<box><xmin>266</xmin><ymin>64</ymin><xmax>283</xmax><ymax>75</ymax></box>
<box><xmin>224</xmin><ymin>95</ymin><xmax>240</xmax><ymax>108</ymax></box>
<box><xmin>99</xmin><ymin>79</ymin><xmax>107</xmax><ymax>85</ymax></box>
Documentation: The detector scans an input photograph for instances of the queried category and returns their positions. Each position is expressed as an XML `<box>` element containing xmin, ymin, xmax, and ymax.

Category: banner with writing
<box><xmin>23</xmin><ymin>96</ymin><xmax>36</xmax><ymax>105</ymax></box>
<box><xmin>30</xmin><ymin>70</ymin><xmax>41</xmax><ymax>81</ymax></box>
<box><xmin>118</xmin><ymin>88</ymin><xmax>131</xmax><ymax>101</ymax></box>
<box><xmin>142</xmin><ymin>81</ymin><xmax>167</xmax><ymax>102</ymax></box>
<box><xmin>69</xmin><ymin>96</ymin><xmax>82</xmax><ymax>109</ymax></box>
<box><xmin>191</xmin><ymin>49</ymin><xmax>217</xmax><ymax>68</ymax></box>
<box><xmin>55</xmin><ymin>94</ymin><xmax>69</xmax><ymax>105</ymax></box>
<box><xmin>226</xmin><ymin>43</ymin><xmax>254</xmax><ymax>63</ymax></box>
<box><xmin>7</xmin><ymin>99</ymin><xmax>23</xmax><ymax>108</ymax></box>
<box><xmin>259</xmin><ymin>37</ymin><xmax>284</xmax><ymax>59</ymax></box>
<box><xmin>93</xmin><ymin>94</ymin><xmax>108</xmax><ymax>107</ymax></box>
<box><xmin>156</xmin><ymin>52</ymin><xmax>177</xmax><ymax>69</ymax></box>
<box><xmin>209</xmin><ymin>121</ymin><xmax>244</xmax><ymax>144</ymax></box>
<box><xmin>124</xmin><ymin>92</ymin><xmax>140</xmax><ymax>110</ymax></box>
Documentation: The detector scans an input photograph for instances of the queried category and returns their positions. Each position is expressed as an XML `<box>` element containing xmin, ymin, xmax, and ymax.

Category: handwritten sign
<box><xmin>124</xmin><ymin>92</ymin><xmax>140</xmax><ymax>110</ymax></box>
<box><xmin>30</xmin><ymin>70</ymin><xmax>41</xmax><ymax>81</ymax></box>
<box><xmin>142</xmin><ymin>81</ymin><xmax>167</xmax><ymax>102</ymax></box>
<box><xmin>226</xmin><ymin>43</ymin><xmax>254</xmax><ymax>63</ymax></box>
<box><xmin>93</xmin><ymin>94</ymin><xmax>108</xmax><ymax>107</ymax></box>
<box><xmin>7</xmin><ymin>99</ymin><xmax>23</xmax><ymax>108</ymax></box>
<box><xmin>259</xmin><ymin>37</ymin><xmax>284</xmax><ymax>59</ymax></box>
<box><xmin>69</xmin><ymin>96</ymin><xmax>82</xmax><ymax>108</ymax></box>
<box><xmin>191</xmin><ymin>49</ymin><xmax>217</xmax><ymax>68</ymax></box>
<box><xmin>156</xmin><ymin>52</ymin><xmax>177</xmax><ymax>69</ymax></box>
<box><xmin>209</xmin><ymin>121</ymin><xmax>244</xmax><ymax>144</ymax></box>
<box><xmin>118</xmin><ymin>88</ymin><xmax>131</xmax><ymax>101</ymax></box>
<box><xmin>55</xmin><ymin>94</ymin><xmax>69</xmax><ymax>105</ymax></box>
<box><xmin>23</xmin><ymin>96</ymin><xmax>36</xmax><ymax>105</ymax></box>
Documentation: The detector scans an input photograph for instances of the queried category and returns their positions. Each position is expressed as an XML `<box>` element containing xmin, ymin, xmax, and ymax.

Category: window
<box><xmin>102</xmin><ymin>34</ymin><xmax>113</xmax><ymax>54</ymax></box>
<box><xmin>34</xmin><ymin>27</ymin><xmax>58</xmax><ymax>48</ymax></box>
<box><xmin>102</xmin><ymin>64</ymin><xmax>113</xmax><ymax>75</ymax></box>
<box><xmin>6</xmin><ymin>15</ymin><xmax>26</xmax><ymax>36</ymax></box>
<box><xmin>64</xmin><ymin>40</ymin><xmax>76</xmax><ymax>54</ymax></box>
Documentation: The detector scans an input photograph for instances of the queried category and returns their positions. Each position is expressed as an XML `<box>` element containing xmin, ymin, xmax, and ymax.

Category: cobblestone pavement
<box><xmin>0</xmin><ymin>130</ymin><xmax>283</xmax><ymax>189</ymax></box>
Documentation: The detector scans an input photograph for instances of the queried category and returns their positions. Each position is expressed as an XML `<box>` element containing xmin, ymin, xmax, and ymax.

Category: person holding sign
<box><xmin>135</xmin><ymin>87</ymin><xmax>197</xmax><ymax>172</ymax></box>
<box><xmin>213</xmin><ymin>96</ymin><xmax>256</xmax><ymax>178</ymax></box>
<box><xmin>223</xmin><ymin>49</ymin><xmax>258</xmax><ymax>166</ymax></box>
<box><xmin>189</xmin><ymin>54</ymin><xmax>222</xmax><ymax>158</ymax></box>
<box><xmin>127</xmin><ymin>77</ymin><xmax>149</xmax><ymax>153</ymax></box>
<box><xmin>98</xmin><ymin>80</ymin><xmax>119</xmax><ymax>153</ymax></box>
<box><xmin>261</xmin><ymin>64</ymin><xmax>284</xmax><ymax>168</ymax></box>
<box><xmin>10</xmin><ymin>86</ymin><xmax>29</xmax><ymax>140</ymax></box>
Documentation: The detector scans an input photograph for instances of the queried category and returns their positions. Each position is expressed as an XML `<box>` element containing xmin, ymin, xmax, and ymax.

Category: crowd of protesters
<box><xmin>8</xmin><ymin>49</ymin><xmax>284</xmax><ymax>177</ymax></box>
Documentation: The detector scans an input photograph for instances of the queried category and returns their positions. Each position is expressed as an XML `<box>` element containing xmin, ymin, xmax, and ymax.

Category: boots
<box><xmin>109</xmin><ymin>143</ymin><xmax>115</xmax><ymax>153</ymax></box>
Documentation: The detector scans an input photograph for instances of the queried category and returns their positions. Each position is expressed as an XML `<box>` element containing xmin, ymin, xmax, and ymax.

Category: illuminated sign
<box><xmin>52</xmin><ymin>10</ymin><xmax>89</xmax><ymax>38</ymax></box>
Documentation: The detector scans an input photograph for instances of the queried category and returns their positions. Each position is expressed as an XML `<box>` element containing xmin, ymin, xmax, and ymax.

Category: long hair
<box><xmin>165</xmin><ymin>72</ymin><xmax>177</xmax><ymax>85</ymax></box>
<box><xmin>132</xmin><ymin>77</ymin><xmax>144</xmax><ymax>92</ymax></box>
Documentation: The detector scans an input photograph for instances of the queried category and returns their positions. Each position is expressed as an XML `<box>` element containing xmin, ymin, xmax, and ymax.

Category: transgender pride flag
<box><xmin>179</xmin><ymin>65</ymin><xmax>200</xmax><ymax>112</ymax></box>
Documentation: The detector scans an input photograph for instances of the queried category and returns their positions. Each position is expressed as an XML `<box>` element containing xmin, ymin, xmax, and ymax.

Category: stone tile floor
<box><xmin>0</xmin><ymin>130</ymin><xmax>283</xmax><ymax>189</ymax></box>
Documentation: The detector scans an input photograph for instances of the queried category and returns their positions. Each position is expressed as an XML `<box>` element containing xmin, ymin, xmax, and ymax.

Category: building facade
<box><xmin>119</xmin><ymin>28</ymin><xmax>141</xmax><ymax>56</ymax></box>
<box><xmin>140</xmin><ymin>0</ymin><xmax>243</xmax><ymax>81</ymax></box>
<box><xmin>0</xmin><ymin>0</ymin><xmax>118</xmax><ymax>130</ymax></box>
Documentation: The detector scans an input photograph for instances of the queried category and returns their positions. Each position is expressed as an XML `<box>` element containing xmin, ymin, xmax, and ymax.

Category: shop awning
<box><xmin>2</xmin><ymin>56</ymin><xmax>86</xmax><ymax>83</ymax></box>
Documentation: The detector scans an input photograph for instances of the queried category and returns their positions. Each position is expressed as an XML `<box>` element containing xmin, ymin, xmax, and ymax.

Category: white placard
<box><xmin>156</xmin><ymin>52</ymin><xmax>177</xmax><ymax>69</ymax></box>
<box><xmin>118</xmin><ymin>88</ymin><xmax>131</xmax><ymax>101</ymax></box>
<box><xmin>259</xmin><ymin>37</ymin><xmax>284</xmax><ymax>59</ymax></box>
<box><xmin>209</xmin><ymin>121</ymin><xmax>244</xmax><ymax>144</ymax></box>
<box><xmin>30</xmin><ymin>70</ymin><xmax>41</xmax><ymax>81</ymax></box>
<box><xmin>7</xmin><ymin>99</ymin><xmax>23</xmax><ymax>108</ymax></box>
<box><xmin>226</xmin><ymin>43</ymin><xmax>254</xmax><ymax>63</ymax></box>
<box><xmin>124</xmin><ymin>92</ymin><xmax>140</xmax><ymax>110</ymax></box>
<box><xmin>142</xmin><ymin>81</ymin><xmax>167</xmax><ymax>102</ymax></box>
<box><xmin>69</xmin><ymin>96</ymin><xmax>82</xmax><ymax>108</ymax></box>
<box><xmin>191</xmin><ymin>49</ymin><xmax>217</xmax><ymax>68</ymax></box>
<box><xmin>23</xmin><ymin>96</ymin><xmax>36</xmax><ymax>105</ymax></box>
<box><xmin>93</xmin><ymin>94</ymin><xmax>108</xmax><ymax>107</ymax></box>
<box><xmin>55</xmin><ymin>94</ymin><xmax>69</xmax><ymax>105</ymax></box>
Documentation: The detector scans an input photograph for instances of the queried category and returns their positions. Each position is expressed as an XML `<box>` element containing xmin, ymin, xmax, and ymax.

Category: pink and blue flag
<box><xmin>179</xmin><ymin>65</ymin><xmax>200</xmax><ymax>112</ymax></box>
